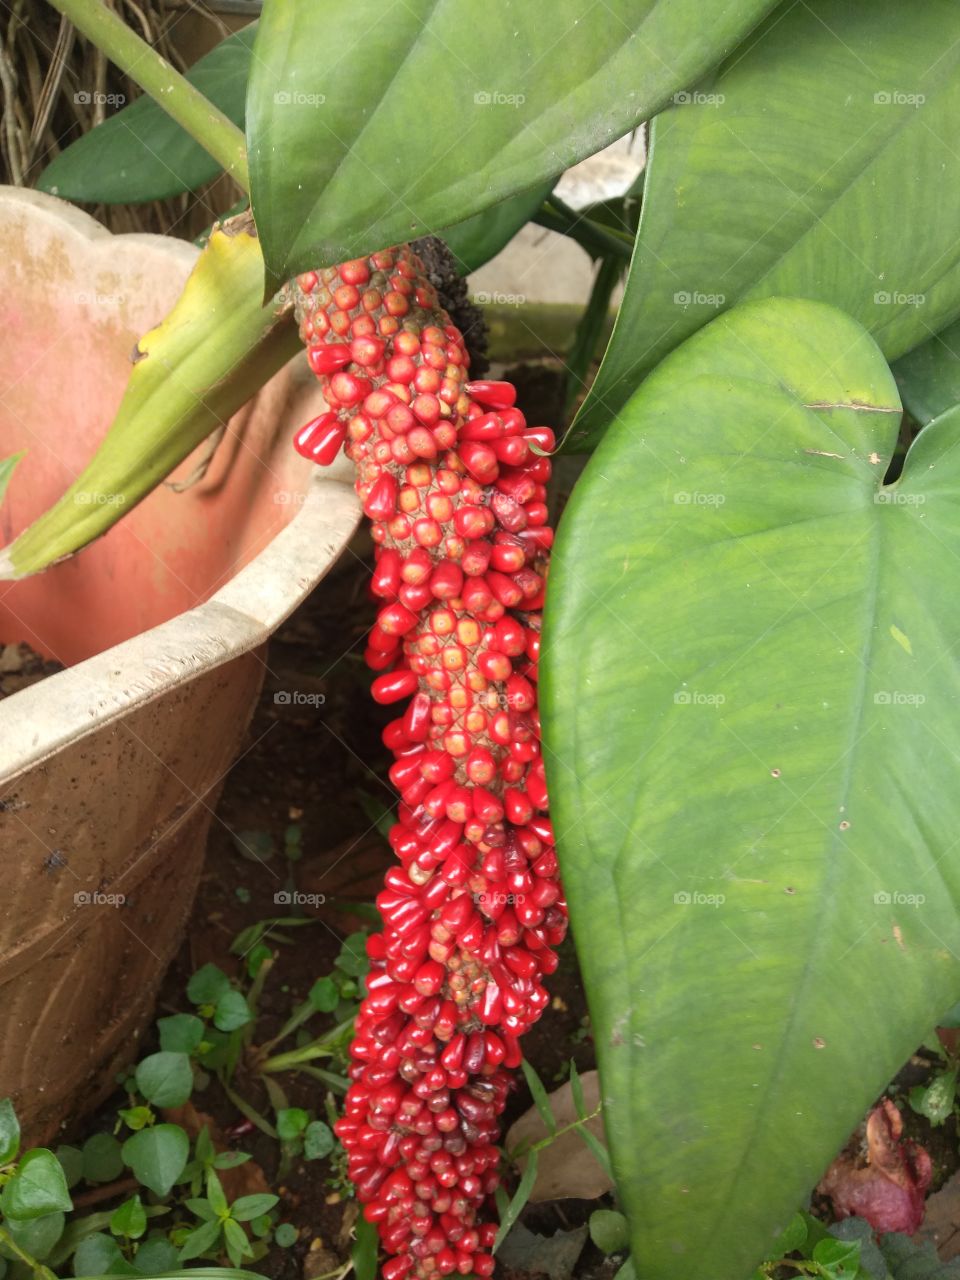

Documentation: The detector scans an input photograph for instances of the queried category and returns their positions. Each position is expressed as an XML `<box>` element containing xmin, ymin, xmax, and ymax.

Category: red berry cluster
<box><xmin>290</xmin><ymin>245</ymin><xmax>566</xmax><ymax>1280</ymax></box>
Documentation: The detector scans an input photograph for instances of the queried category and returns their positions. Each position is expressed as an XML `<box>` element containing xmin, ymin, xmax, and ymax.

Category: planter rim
<box><xmin>0</xmin><ymin>187</ymin><xmax>360</xmax><ymax>784</ymax></box>
<box><xmin>0</xmin><ymin>472</ymin><xmax>359</xmax><ymax>784</ymax></box>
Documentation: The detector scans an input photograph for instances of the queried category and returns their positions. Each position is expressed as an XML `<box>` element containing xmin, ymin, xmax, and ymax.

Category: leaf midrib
<box><xmin>689</xmin><ymin>501</ymin><xmax>885</xmax><ymax>1255</ymax></box>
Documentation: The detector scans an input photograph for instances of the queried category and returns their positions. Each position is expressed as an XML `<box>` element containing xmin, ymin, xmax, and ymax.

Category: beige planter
<box><xmin>0</xmin><ymin>188</ymin><xmax>358</xmax><ymax>1142</ymax></box>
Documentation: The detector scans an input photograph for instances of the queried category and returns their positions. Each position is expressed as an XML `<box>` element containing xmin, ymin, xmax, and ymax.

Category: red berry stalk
<box><xmin>289</xmin><ymin>245</ymin><xmax>566</xmax><ymax>1280</ymax></box>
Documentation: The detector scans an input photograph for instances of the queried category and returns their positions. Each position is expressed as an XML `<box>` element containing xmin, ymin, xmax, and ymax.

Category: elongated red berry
<box><xmin>293</xmin><ymin>411</ymin><xmax>346</xmax><ymax>466</ymax></box>
<box><xmin>290</xmin><ymin>243</ymin><xmax>564</xmax><ymax>1280</ymax></box>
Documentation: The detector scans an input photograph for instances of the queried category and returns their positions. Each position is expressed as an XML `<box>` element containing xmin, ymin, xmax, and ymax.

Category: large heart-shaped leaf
<box><xmin>570</xmin><ymin>0</ymin><xmax>960</xmax><ymax>450</ymax></box>
<box><xmin>894</xmin><ymin>319</ymin><xmax>960</xmax><ymax>427</ymax></box>
<box><xmin>37</xmin><ymin>26</ymin><xmax>256</xmax><ymax>204</ymax></box>
<box><xmin>246</xmin><ymin>0</ymin><xmax>778</xmax><ymax>288</ymax></box>
<box><xmin>441</xmin><ymin>178</ymin><xmax>558</xmax><ymax>276</ymax></box>
<box><xmin>542</xmin><ymin>295</ymin><xmax>960</xmax><ymax>1280</ymax></box>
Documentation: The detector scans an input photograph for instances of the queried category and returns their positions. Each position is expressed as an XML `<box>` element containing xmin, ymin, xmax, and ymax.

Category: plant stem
<box><xmin>258</xmin><ymin>1017</ymin><xmax>356</xmax><ymax>1072</ymax></box>
<box><xmin>44</xmin><ymin>0</ymin><xmax>249</xmax><ymax>190</ymax></box>
<box><xmin>534</xmin><ymin>195</ymin><xmax>634</xmax><ymax>263</ymax></box>
<box><xmin>563</xmin><ymin>254</ymin><xmax>623</xmax><ymax>412</ymax></box>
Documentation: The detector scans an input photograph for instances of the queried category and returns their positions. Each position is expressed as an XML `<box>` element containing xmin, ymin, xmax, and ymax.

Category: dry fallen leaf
<box><xmin>505</xmin><ymin>1069</ymin><xmax>612</xmax><ymax>1202</ymax></box>
<box><xmin>818</xmin><ymin>1098</ymin><xmax>932</xmax><ymax>1235</ymax></box>
<box><xmin>163</xmin><ymin>1100</ymin><xmax>271</xmax><ymax>1201</ymax></box>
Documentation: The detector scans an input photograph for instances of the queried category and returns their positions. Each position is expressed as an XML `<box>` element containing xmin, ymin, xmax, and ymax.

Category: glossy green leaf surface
<box><xmin>246</xmin><ymin>0</ymin><xmax>777</xmax><ymax>288</ymax></box>
<box><xmin>894</xmin><ymin>319</ymin><xmax>960</xmax><ymax>427</ymax></box>
<box><xmin>37</xmin><ymin>26</ymin><xmax>256</xmax><ymax>204</ymax></box>
<box><xmin>440</xmin><ymin>179</ymin><xmax>557</xmax><ymax>275</ymax></box>
<box><xmin>543</xmin><ymin>296</ymin><xmax>960</xmax><ymax>1278</ymax></box>
<box><xmin>571</xmin><ymin>0</ymin><xmax>960</xmax><ymax>449</ymax></box>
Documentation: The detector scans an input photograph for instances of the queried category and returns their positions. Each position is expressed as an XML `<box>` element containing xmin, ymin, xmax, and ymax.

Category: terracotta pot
<box><xmin>0</xmin><ymin>188</ymin><xmax>358</xmax><ymax>1142</ymax></box>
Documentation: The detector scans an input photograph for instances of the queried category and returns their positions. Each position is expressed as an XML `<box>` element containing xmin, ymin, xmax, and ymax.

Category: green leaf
<box><xmin>910</xmin><ymin>1068</ymin><xmax>958</xmax><ymax>1127</ymax></box>
<box><xmin>441</xmin><ymin>179</ymin><xmax>558</xmax><ymax>275</ymax></box>
<box><xmin>110</xmin><ymin>1196</ymin><xmax>147</xmax><ymax>1241</ymax></box>
<box><xmin>0</xmin><ymin>1098</ymin><xmax>20</xmax><ymax>1164</ymax></box>
<box><xmin>55</xmin><ymin>1146</ymin><xmax>83</xmax><ymax>1189</ymax></box>
<box><xmin>188</xmin><ymin>964</ymin><xmax>231</xmax><ymax>1006</ymax></box>
<box><xmin>73</xmin><ymin>1232</ymin><xmax>135</xmax><ymax>1277</ymax></box>
<box><xmin>894</xmin><ymin>319</ymin><xmax>960</xmax><ymax>428</ymax></box>
<box><xmin>589</xmin><ymin>1210</ymin><xmax>630</xmax><ymax>1255</ymax></box>
<box><xmin>117</xmin><ymin>1108</ymin><xmax>153</xmax><ymax>1133</ymax></box>
<box><xmin>0</xmin><ymin>456</ymin><xmax>20</xmax><ymax>511</ymax></box>
<box><xmin>4</xmin><ymin>1211</ymin><xmax>65</xmax><ymax>1261</ymax></box>
<box><xmin>880</xmin><ymin>1232</ymin><xmax>960</xmax><ymax>1279</ymax></box>
<box><xmin>135</xmin><ymin>1053</ymin><xmax>193</xmax><ymax>1108</ymax></box>
<box><xmin>303</xmin><ymin>1121</ymin><xmax>334</xmax><ymax>1162</ymax></box>
<box><xmin>186</xmin><ymin>1198</ymin><xmax>217</xmax><ymax>1222</ymax></box>
<box><xmin>206</xmin><ymin>1169</ymin><xmax>229</xmax><ymax>1218</ymax></box>
<box><xmin>813</xmin><ymin>1237</ymin><xmax>862</xmax><ymax>1278</ymax></box>
<box><xmin>274</xmin><ymin>1224</ymin><xmax>298</xmax><ymax>1248</ymax></box>
<box><xmin>1</xmin><ymin>1149</ymin><xmax>73</xmax><ymax>1220</ymax></box>
<box><xmin>351</xmin><ymin>1216</ymin><xmax>378</xmax><ymax>1280</ymax></box>
<box><xmin>214</xmin><ymin>991</ymin><xmax>252</xmax><ymax>1033</ymax></box>
<box><xmin>569</xmin><ymin>1062</ymin><xmax>587</xmax><ymax>1120</ymax></box>
<box><xmin>178</xmin><ymin>1218</ymin><xmax>223</xmax><ymax>1263</ymax></box>
<box><xmin>576</xmin><ymin>1124</ymin><xmax>613</xmax><ymax>1179</ymax></box>
<box><xmin>494</xmin><ymin>1150</ymin><xmax>538</xmax><ymax>1251</ymax></box>
<box><xmin>276</xmin><ymin>1109</ymin><xmax>308</xmax><ymax>1142</ymax></box>
<box><xmin>246</xmin><ymin>0</ymin><xmax>778</xmax><ymax>288</ymax></box>
<box><xmin>764</xmin><ymin>1213</ymin><xmax>808</xmax><ymax>1261</ymax></box>
<box><xmin>308</xmin><ymin>977</ymin><xmax>339</xmax><ymax>1013</ymax></box>
<box><xmin>571</xmin><ymin>0</ymin><xmax>960</xmax><ymax>450</ymax></box>
<box><xmin>37</xmin><ymin>26</ymin><xmax>256</xmax><ymax>204</ymax></box>
<box><xmin>828</xmin><ymin>1219</ymin><xmax>888</xmax><ymax>1280</ymax></box>
<box><xmin>520</xmin><ymin>1059</ymin><xmax>556</xmax><ymax>1136</ymax></box>
<box><xmin>213</xmin><ymin>1152</ymin><xmax>251</xmax><ymax>1171</ymax></box>
<box><xmin>132</xmin><ymin>1236</ymin><xmax>180</xmax><ymax>1274</ymax></box>
<box><xmin>230</xmin><ymin>1194</ymin><xmax>278</xmax><ymax>1223</ymax></box>
<box><xmin>540</xmin><ymin>294</ymin><xmax>960</xmax><ymax>1279</ymax></box>
<box><xmin>223</xmin><ymin>1217</ymin><xmax>252</xmax><ymax>1267</ymax></box>
<box><xmin>157</xmin><ymin>1014</ymin><xmax>206</xmax><ymax>1055</ymax></box>
<box><xmin>122</xmin><ymin>1126</ymin><xmax>189</xmax><ymax>1197</ymax></box>
<box><xmin>82</xmin><ymin>1134</ymin><xmax>124</xmax><ymax>1185</ymax></box>
<box><xmin>334</xmin><ymin>934</ymin><xmax>370</xmax><ymax>979</ymax></box>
